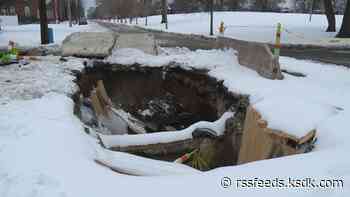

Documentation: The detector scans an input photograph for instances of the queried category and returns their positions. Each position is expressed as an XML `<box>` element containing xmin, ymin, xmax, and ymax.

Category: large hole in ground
<box><xmin>75</xmin><ymin>63</ymin><xmax>249</xmax><ymax>171</ymax></box>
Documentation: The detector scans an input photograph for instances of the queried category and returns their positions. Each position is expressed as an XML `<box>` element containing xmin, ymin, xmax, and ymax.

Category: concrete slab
<box><xmin>62</xmin><ymin>32</ymin><xmax>116</xmax><ymax>58</ymax></box>
<box><xmin>116</xmin><ymin>33</ymin><xmax>158</xmax><ymax>55</ymax></box>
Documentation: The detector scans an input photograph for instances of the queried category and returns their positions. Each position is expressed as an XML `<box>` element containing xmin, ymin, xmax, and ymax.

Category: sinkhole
<box><xmin>74</xmin><ymin>62</ymin><xmax>248</xmax><ymax>170</ymax></box>
<box><xmin>73</xmin><ymin>62</ymin><xmax>315</xmax><ymax>172</ymax></box>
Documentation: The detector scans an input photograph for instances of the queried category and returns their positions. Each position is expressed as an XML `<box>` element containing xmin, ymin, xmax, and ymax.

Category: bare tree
<box><xmin>337</xmin><ymin>0</ymin><xmax>350</xmax><ymax>37</ymax></box>
<box><xmin>161</xmin><ymin>0</ymin><xmax>168</xmax><ymax>24</ymax></box>
<box><xmin>324</xmin><ymin>0</ymin><xmax>336</xmax><ymax>32</ymax></box>
<box><xmin>68</xmin><ymin>0</ymin><xmax>72</xmax><ymax>27</ymax></box>
<box><xmin>39</xmin><ymin>0</ymin><xmax>49</xmax><ymax>44</ymax></box>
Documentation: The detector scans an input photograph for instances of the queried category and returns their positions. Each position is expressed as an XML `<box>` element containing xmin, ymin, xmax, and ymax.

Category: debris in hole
<box><xmin>174</xmin><ymin>149</ymin><xmax>198</xmax><ymax>164</ymax></box>
<box><xmin>137</xmin><ymin>92</ymin><xmax>200</xmax><ymax>131</ymax></box>
<box><xmin>86</xmin><ymin>80</ymin><xmax>147</xmax><ymax>135</ymax></box>
<box><xmin>192</xmin><ymin>128</ymin><xmax>218</xmax><ymax>139</ymax></box>
<box><xmin>110</xmin><ymin>108</ymin><xmax>147</xmax><ymax>134</ymax></box>
<box><xmin>191</xmin><ymin>139</ymin><xmax>216</xmax><ymax>171</ymax></box>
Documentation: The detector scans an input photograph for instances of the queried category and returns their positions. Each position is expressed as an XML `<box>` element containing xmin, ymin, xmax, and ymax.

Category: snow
<box><xmin>253</xmin><ymin>97</ymin><xmax>340</xmax><ymax>138</ymax></box>
<box><xmin>100</xmin><ymin>112</ymin><xmax>233</xmax><ymax>148</ymax></box>
<box><xmin>0</xmin><ymin>56</ymin><xmax>84</xmax><ymax>104</ymax></box>
<box><xmin>96</xmin><ymin>148</ymin><xmax>200</xmax><ymax>176</ymax></box>
<box><xmin>107</xmin><ymin>48</ymin><xmax>349</xmax><ymax>139</ymax></box>
<box><xmin>1</xmin><ymin>45</ymin><xmax>350</xmax><ymax>196</ymax></box>
<box><xmin>0</xmin><ymin>22</ymin><xmax>108</xmax><ymax>47</ymax></box>
<box><xmin>131</xmin><ymin>12</ymin><xmax>350</xmax><ymax>47</ymax></box>
<box><xmin>0</xmin><ymin>16</ymin><xmax>19</xmax><ymax>26</ymax></box>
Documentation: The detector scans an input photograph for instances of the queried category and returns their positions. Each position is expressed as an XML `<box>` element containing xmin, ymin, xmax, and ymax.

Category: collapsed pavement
<box><xmin>74</xmin><ymin>60</ymin><xmax>316</xmax><ymax>172</ymax></box>
<box><xmin>1</xmin><ymin>25</ymin><xmax>318</xmax><ymax>174</ymax></box>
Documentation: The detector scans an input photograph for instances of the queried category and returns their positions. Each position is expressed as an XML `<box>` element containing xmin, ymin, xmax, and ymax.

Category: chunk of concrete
<box><xmin>116</xmin><ymin>33</ymin><xmax>158</xmax><ymax>55</ymax></box>
<box><xmin>238</xmin><ymin>106</ymin><xmax>316</xmax><ymax>165</ymax></box>
<box><xmin>216</xmin><ymin>37</ymin><xmax>283</xmax><ymax>80</ymax></box>
<box><xmin>62</xmin><ymin>32</ymin><xmax>116</xmax><ymax>58</ymax></box>
<box><xmin>238</xmin><ymin>42</ymin><xmax>283</xmax><ymax>80</ymax></box>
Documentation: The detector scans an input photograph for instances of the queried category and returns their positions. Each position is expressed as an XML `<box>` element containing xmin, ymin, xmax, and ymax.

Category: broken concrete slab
<box><xmin>216</xmin><ymin>37</ymin><xmax>283</xmax><ymax>80</ymax></box>
<box><xmin>116</xmin><ymin>33</ymin><xmax>158</xmax><ymax>55</ymax></box>
<box><xmin>238</xmin><ymin>106</ymin><xmax>316</xmax><ymax>165</ymax></box>
<box><xmin>62</xmin><ymin>32</ymin><xmax>117</xmax><ymax>58</ymax></box>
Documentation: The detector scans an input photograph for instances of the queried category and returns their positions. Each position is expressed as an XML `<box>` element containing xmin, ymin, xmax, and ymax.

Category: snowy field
<box><xmin>0</xmin><ymin>47</ymin><xmax>349</xmax><ymax>196</ymax></box>
<box><xmin>131</xmin><ymin>12</ymin><xmax>350</xmax><ymax>47</ymax></box>
<box><xmin>0</xmin><ymin>22</ymin><xmax>107</xmax><ymax>47</ymax></box>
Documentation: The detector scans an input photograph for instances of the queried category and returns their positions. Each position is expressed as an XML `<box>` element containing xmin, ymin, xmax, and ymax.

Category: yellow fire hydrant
<box><xmin>219</xmin><ymin>21</ymin><xmax>226</xmax><ymax>34</ymax></box>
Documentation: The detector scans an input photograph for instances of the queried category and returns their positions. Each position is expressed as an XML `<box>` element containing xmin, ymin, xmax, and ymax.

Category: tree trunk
<box><xmin>231</xmin><ymin>0</ymin><xmax>239</xmax><ymax>10</ymax></box>
<box><xmin>337</xmin><ymin>0</ymin><xmax>350</xmax><ymax>37</ymax></box>
<box><xmin>324</xmin><ymin>0</ymin><xmax>336</xmax><ymax>32</ymax></box>
<box><xmin>255</xmin><ymin>0</ymin><xmax>268</xmax><ymax>11</ymax></box>
<box><xmin>161</xmin><ymin>0</ymin><xmax>168</xmax><ymax>24</ymax></box>
<box><xmin>39</xmin><ymin>0</ymin><xmax>49</xmax><ymax>44</ymax></box>
<box><xmin>68</xmin><ymin>0</ymin><xmax>72</xmax><ymax>27</ymax></box>
<box><xmin>209</xmin><ymin>0</ymin><xmax>213</xmax><ymax>35</ymax></box>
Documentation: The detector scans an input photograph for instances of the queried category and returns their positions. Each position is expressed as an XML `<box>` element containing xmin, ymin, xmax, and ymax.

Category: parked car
<box><xmin>79</xmin><ymin>17</ymin><xmax>88</xmax><ymax>25</ymax></box>
<box><xmin>280</xmin><ymin>8</ymin><xmax>291</xmax><ymax>13</ymax></box>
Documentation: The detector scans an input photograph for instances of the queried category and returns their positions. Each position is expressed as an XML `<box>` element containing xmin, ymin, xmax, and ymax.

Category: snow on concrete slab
<box><xmin>254</xmin><ymin>96</ymin><xmax>339</xmax><ymax>138</ymax></box>
<box><xmin>62</xmin><ymin>32</ymin><xmax>116</xmax><ymax>58</ymax></box>
<box><xmin>132</xmin><ymin>12</ymin><xmax>349</xmax><ymax>47</ymax></box>
<box><xmin>0</xmin><ymin>22</ymin><xmax>108</xmax><ymax>47</ymax></box>
<box><xmin>116</xmin><ymin>33</ymin><xmax>158</xmax><ymax>55</ymax></box>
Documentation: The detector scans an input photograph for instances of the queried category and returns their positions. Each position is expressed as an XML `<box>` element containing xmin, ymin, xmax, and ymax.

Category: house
<box><xmin>0</xmin><ymin>0</ymin><xmax>79</xmax><ymax>24</ymax></box>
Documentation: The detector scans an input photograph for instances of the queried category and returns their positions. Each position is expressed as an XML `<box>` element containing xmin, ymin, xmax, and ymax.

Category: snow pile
<box><xmin>0</xmin><ymin>22</ymin><xmax>108</xmax><ymax>47</ymax></box>
<box><xmin>96</xmin><ymin>148</ymin><xmax>200</xmax><ymax>176</ymax></box>
<box><xmin>132</xmin><ymin>12</ymin><xmax>349</xmax><ymax>47</ymax></box>
<box><xmin>0</xmin><ymin>16</ymin><xmax>18</xmax><ymax>26</ymax></box>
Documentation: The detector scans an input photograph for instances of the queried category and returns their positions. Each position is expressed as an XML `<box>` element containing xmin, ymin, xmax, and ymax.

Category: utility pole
<box><xmin>54</xmin><ymin>0</ymin><xmax>59</xmax><ymax>23</ymax></box>
<box><xmin>144</xmin><ymin>0</ymin><xmax>149</xmax><ymax>26</ymax></box>
<box><xmin>39</xmin><ymin>0</ymin><xmax>49</xmax><ymax>44</ymax></box>
<box><xmin>76</xmin><ymin>0</ymin><xmax>81</xmax><ymax>24</ymax></box>
<box><xmin>68</xmin><ymin>0</ymin><xmax>72</xmax><ymax>27</ymax></box>
<box><xmin>210</xmin><ymin>0</ymin><xmax>214</xmax><ymax>35</ymax></box>
<box><xmin>161</xmin><ymin>0</ymin><xmax>168</xmax><ymax>29</ymax></box>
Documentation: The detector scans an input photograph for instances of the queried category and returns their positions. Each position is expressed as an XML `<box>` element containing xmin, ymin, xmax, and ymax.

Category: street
<box><xmin>100</xmin><ymin>21</ymin><xmax>350</xmax><ymax>68</ymax></box>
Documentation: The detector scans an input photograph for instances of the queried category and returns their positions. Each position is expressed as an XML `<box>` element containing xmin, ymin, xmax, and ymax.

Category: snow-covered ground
<box><xmin>0</xmin><ymin>47</ymin><xmax>349</xmax><ymax>196</ymax></box>
<box><xmin>131</xmin><ymin>12</ymin><xmax>350</xmax><ymax>47</ymax></box>
<box><xmin>0</xmin><ymin>22</ymin><xmax>107</xmax><ymax>47</ymax></box>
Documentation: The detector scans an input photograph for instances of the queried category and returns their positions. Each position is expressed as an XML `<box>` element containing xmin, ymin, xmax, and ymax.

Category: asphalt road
<box><xmin>100</xmin><ymin>22</ymin><xmax>350</xmax><ymax>68</ymax></box>
<box><xmin>281</xmin><ymin>48</ymin><xmax>350</xmax><ymax>68</ymax></box>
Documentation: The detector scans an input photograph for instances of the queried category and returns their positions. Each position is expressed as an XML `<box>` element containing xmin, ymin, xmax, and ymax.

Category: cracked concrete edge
<box><xmin>61</xmin><ymin>32</ymin><xmax>118</xmax><ymax>58</ymax></box>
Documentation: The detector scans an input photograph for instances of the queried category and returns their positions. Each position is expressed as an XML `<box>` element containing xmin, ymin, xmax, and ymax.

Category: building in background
<box><xmin>0</xmin><ymin>0</ymin><xmax>82</xmax><ymax>24</ymax></box>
